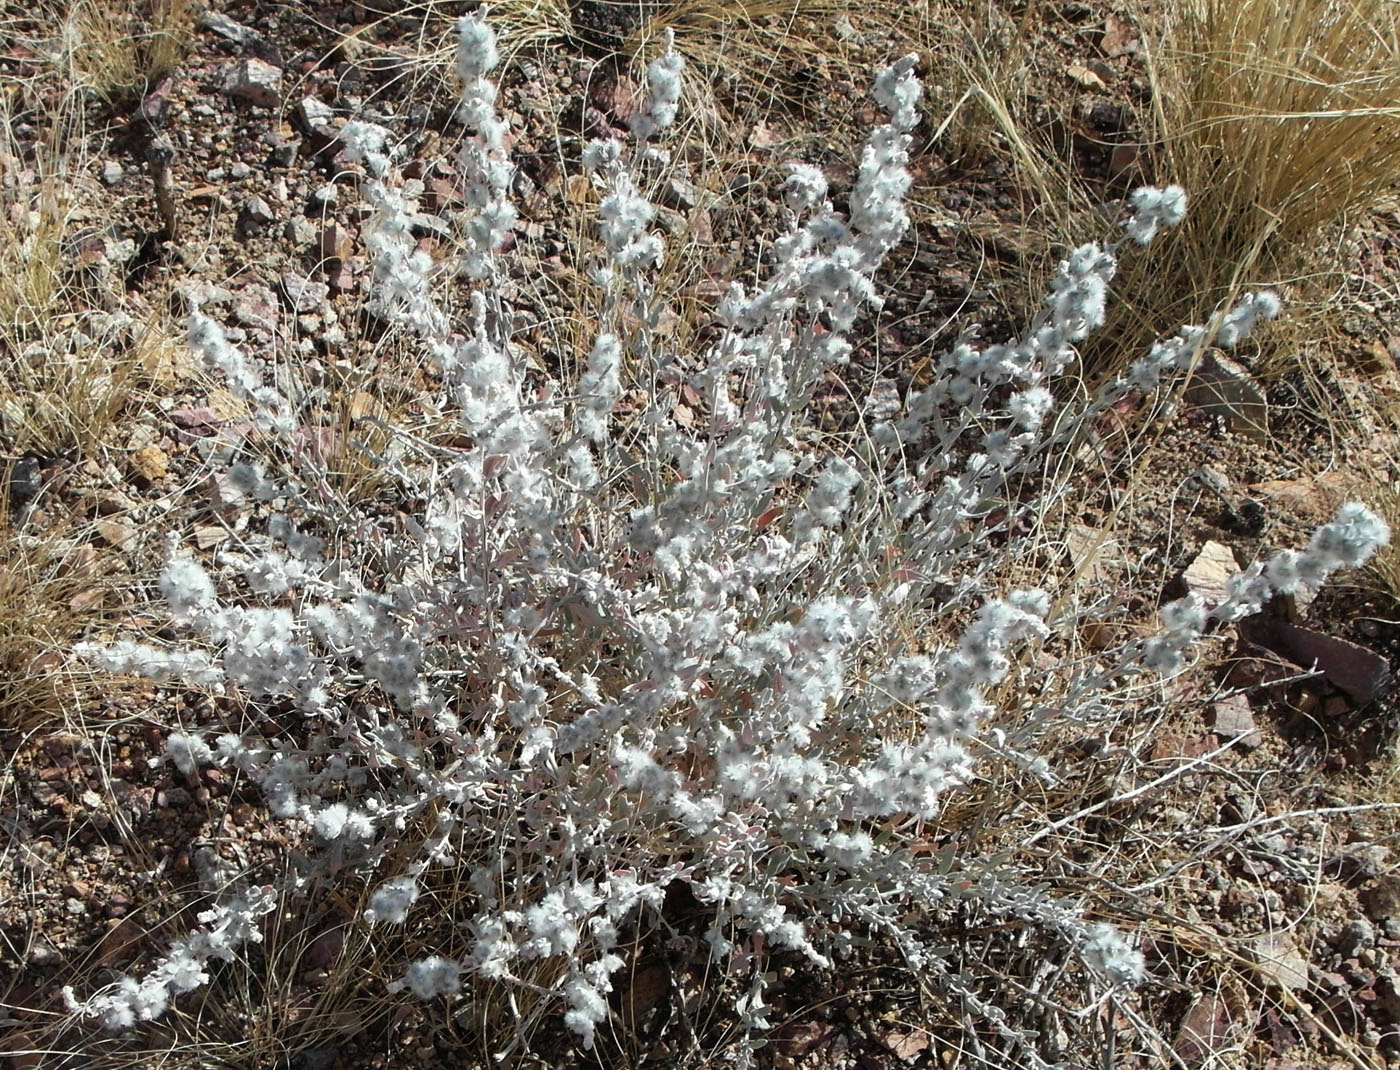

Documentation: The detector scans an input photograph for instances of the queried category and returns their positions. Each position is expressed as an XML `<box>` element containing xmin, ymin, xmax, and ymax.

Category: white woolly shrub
<box><xmin>63</xmin><ymin>9</ymin><xmax>1389</xmax><ymax>1065</ymax></box>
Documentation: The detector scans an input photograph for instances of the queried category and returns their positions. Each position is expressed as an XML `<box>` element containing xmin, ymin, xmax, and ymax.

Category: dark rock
<box><xmin>661</xmin><ymin>175</ymin><xmax>699</xmax><ymax>211</ymax></box>
<box><xmin>1362</xmin><ymin>876</ymin><xmax>1400</xmax><ymax>924</ymax></box>
<box><xmin>225</xmin><ymin>58</ymin><xmax>283</xmax><ymax>108</ymax></box>
<box><xmin>268</xmin><ymin>138</ymin><xmax>300</xmax><ymax>168</ymax></box>
<box><xmin>134</xmin><ymin>76</ymin><xmax>175</xmax><ymax>128</ymax></box>
<box><xmin>1338</xmin><ymin>918</ymin><xmax>1376</xmax><ymax>957</ymax></box>
<box><xmin>6</xmin><ymin>456</ymin><xmax>43</xmax><ymax>511</ymax></box>
<box><xmin>198</xmin><ymin>10</ymin><xmax>262</xmax><ymax>47</ymax></box>
<box><xmin>1239</xmin><ymin>616</ymin><xmax>1390</xmax><ymax>705</ymax></box>
<box><xmin>238</xmin><ymin>195</ymin><xmax>276</xmax><ymax>236</ymax></box>
<box><xmin>408</xmin><ymin>213</ymin><xmax>450</xmax><ymax>240</ymax></box>
<box><xmin>296</xmin><ymin>97</ymin><xmax>335</xmax><ymax>134</ymax></box>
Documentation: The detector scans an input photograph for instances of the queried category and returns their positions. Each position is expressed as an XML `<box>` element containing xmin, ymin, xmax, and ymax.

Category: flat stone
<box><xmin>239</xmin><ymin>195</ymin><xmax>276</xmax><ymax>234</ymax></box>
<box><xmin>198</xmin><ymin>10</ymin><xmax>261</xmax><ymax>46</ymax></box>
<box><xmin>1251</xmin><ymin>471</ymin><xmax>1355</xmax><ymax>528</ymax></box>
<box><xmin>225</xmin><ymin>58</ymin><xmax>282</xmax><ymax>108</ymax></box>
<box><xmin>1238</xmin><ymin>617</ymin><xmax>1391</xmax><ymax>705</ymax></box>
<box><xmin>425</xmin><ymin>176</ymin><xmax>463</xmax><ymax>212</ymax></box>
<box><xmin>326</xmin><ymin>258</ymin><xmax>359</xmax><ymax>292</ymax></box>
<box><xmin>233</xmin><ymin>283</ymin><xmax>279</xmax><ymax>332</ymax></box>
<box><xmin>661</xmin><ymin>175</ymin><xmax>700</xmax><ymax>211</ymax></box>
<box><xmin>1065</xmin><ymin>522</ymin><xmax>1121</xmax><ymax>586</ymax></box>
<box><xmin>27</xmin><ymin>936</ymin><xmax>62</xmax><ymax>966</ymax></box>
<box><xmin>1185</xmin><ymin>350</ymin><xmax>1269</xmax><ymax>441</ymax></box>
<box><xmin>409</xmin><ymin>212</ymin><xmax>450</xmax><ymax>240</ymax></box>
<box><xmin>347</xmin><ymin>391</ymin><xmax>380</xmax><ymax>422</ymax></box>
<box><xmin>1361</xmin><ymin>875</ymin><xmax>1400</xmax><ymax>923</ymax></box>
<box><xmin>1183</xmin><ymin>540</ymin><xmax>1239</xmax><ymax>605</ymax></box>
<box><xmin>170</xmin><ymin>405</ymin><xmax>223</xmax><ymax>430</ymax></box>
<box><xmin>95</xmin><ymin>517</ymin><xmax>138</xmax><ymax>553</ymax></box>
<box><xmin>319</xmin><ymin>222</ymin><xmax>353</xmax><ymax>262</ymax></box>
<box><xmin>296</xmin><ymin>97</ymin><xmax>335</xmax><ymax>133</ymax></box>
<box><xmin>1211</xmin><ymin>693</ymin><xmax>1261</xmax><ymax>749</ymax></box>
<box><xmin>135</xmin><ymin>77</ymin><xmax>175</xmax><ymax>128</ymax></box>
<box><xmin>95</xmin><ymin>917</ymin><xmax>144</xmax><ymax>966</ymax></box>
<box><xmin>1174</xmin><ymin>993</ymin><xmax>1239</xmax><ymax>1064</ymax></box>
<box><xmin>281</xmin><ymin>271</ymin><xmax>329</xmax><ymax>313</ymax></box>
<box><xmin>268</xmin><ymin>138</ymin><xmax>300</xmax><ymax>168</ymax></box>
<box><xmin>1252</xmin><ymin>932</ymin><xmax>1310</xmax><ymax>992</ymax></box>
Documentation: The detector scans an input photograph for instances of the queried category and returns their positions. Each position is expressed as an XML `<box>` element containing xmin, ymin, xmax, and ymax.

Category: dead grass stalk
<box><xmin>1100</xmin><ymin>0</ymin><xmax>1400</xmax><ymax>380</ymax></box>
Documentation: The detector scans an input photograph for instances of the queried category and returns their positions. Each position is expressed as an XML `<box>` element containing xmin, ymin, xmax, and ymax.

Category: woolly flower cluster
<box><xmin>630</xmin><ymin>29</ymin><xmax>683</xmax><ymax>142</ymax></box>
<box><xmin>64</xmin><ymin>11</ymin><xmax>1390</xmax><ymax>1065</ymax></box>
<box><xmin>1124</xmin><ymin>183</ymin><xmax>1186</xmax><ymax>245</ymax></box>
<box><xmin>62</xmin><ymin>887</ymin><xmax>276</xmax><ymax>1030</ymax></box>
<box><xmin>1143</xmin><ymin>502</ymin><xmax>1391</xmax><ymax>675</ymax></box>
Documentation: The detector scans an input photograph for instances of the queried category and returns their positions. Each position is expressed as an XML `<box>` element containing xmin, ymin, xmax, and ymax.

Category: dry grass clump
<box><xmin>1102</xmin><ymin>0</ymin><xmax>1400</xmax><ymax>379</ymax></box>
<box><xmin>0</xmin><ymin>181</ymin><xmax>170</xmax><ymax>465</ymax></box>
<box><xmin>0</xmin><ymin>523</ymin><xmax>83</xmax><ymax>734</ymax></box>
<box><xmin>0</xmin><ymin>25</ymin><xmax>181</xmax><ymax>464</ymax></box>
<box><xmin>0</xmin><ymin>9</ymin><xmax>182</xmax><ymax>735</ymax></box>
<box><xmin>0</xmin><ymin>99</ymin><xmax>72</xmax><ymax>346</ymax></box>
<box><xmin>916</xmin><ymin>2</ymin><xmax>1039</xmax><ymax>175</ymax></box>
<box><xmin>41</xmin><ymin>0</ymin><xmax>194</xmax><ymax>106</ymax></box>
<box><xmin>0</xmin><ymin>505</ymin><xmax>140</xmax><ymax>735</ymax></box>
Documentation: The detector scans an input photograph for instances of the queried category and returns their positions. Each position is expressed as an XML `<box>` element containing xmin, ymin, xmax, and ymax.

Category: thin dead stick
<box><xmin>1169</xmin><ymin>923</ymin><xmax>1382</xmax><ymax>1070</ymax></box>
<box><xmin>1020</xmin><ymin>734</ymin><xmax>1244</xmax><ymax>848</ymax></box>
<box><xmin>1194</xmin><ymin>801</ymin><xmax>1400</xmax><ymax>837</ymax></box>
<box><xmin>1126</xmin><ymin>801</ymin><xmax>1400</xmax><ymax>894</ymax></box>
<box><xmin>1280</xmin><ymin>990</ymin><xmax>1382</xmax><ymax>1070</ymax></box>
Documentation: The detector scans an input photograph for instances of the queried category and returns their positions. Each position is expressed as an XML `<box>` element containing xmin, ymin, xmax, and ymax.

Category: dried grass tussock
<box><xmin>1105</xmin><ymin>0</ymin><xmax>1400</xmax><ymax>377</ymax></box>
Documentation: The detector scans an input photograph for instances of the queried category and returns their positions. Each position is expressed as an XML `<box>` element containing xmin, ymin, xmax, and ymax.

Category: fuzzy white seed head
<box><xmin>1007</xmin><ymin>386</ymin><xmax>1054</xmax><ymax>431</ymax></box>
<box><xmin>783</xmin><ymin>163</ymin><xmax>829</xmax><ymax>213</ymax></box>
<box><xmin>1308</xmin><ymin>502</ymin><xmax>1391</xmax><ymax>569</ymax></box>
<box><xmin>1081</xmin><ymin>924</ymin><xmax>1145</xmax><ymax>986</ymax></box>
<box><xmin>400</xmin><ymin>956</ymin><xmax>462</xmax><ymax>999</ymax></box>
<box><xmin>455</xmin><ymin>12</ymin><xmax>499</xmax><ymax>82</ymax></box>
<box><xmin>165</xmin><ymin>731</ymin><xmax>212</xmax><ymax>776</ymax></box>
<box><xmin>630</xmin><ymin>30</ymin><xmax>684</xmax><ymax>141</ymax></box>
<box><xmin>365</xmin><ymin>877</ymin><xmax>421</xmax><ymax>925</ymax></box>
<box><xmin>1124</xmin><ymin>184</ymin><xmax>1187</xmax><ymax>245</ymax></box>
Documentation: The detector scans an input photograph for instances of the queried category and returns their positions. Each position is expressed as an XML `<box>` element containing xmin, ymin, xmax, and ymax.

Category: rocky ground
<box><xmin>2</xmin><ymin>1</ymin><xmax>1399</xmax><ymax>1067</ymax></box>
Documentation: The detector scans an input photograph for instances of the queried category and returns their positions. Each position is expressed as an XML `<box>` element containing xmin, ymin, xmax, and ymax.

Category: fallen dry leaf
<box><xmin>1211</xmin><ymin>693</ymin><xmax>1261</xmax><ymax>748</ymax></box>
<box><xmin>1102</xmin><ymin>14</ymin><xmax>1140</xmax><ymax>57</ymax></box>
<box><xmin>1174</xmin><ymin>993</ymin><xmax>1239</xmax><ymax>1064</ymax></box>
<box><xmin>876</xmin><ymin>1025</ymin><xmax>932</xmax><ymax>1064</ymax></box>
<box><xmin>1185</xmin><ymin>351</ymin><xmax>1269</xmax><ymax>441</ymax></box>
<box><xmin>1252</xmin><ymin>932</ymin><xmax>1310</xmax><ymax>992</ymax></box>
<box><xmin>1066</xmin><ymin>64</ymin><xmax>1107</xmax><ymax>90</ymax></box>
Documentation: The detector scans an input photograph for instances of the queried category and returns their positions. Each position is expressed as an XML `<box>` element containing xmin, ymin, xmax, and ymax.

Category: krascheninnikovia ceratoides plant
<box><xmin>64</xmin><ymin>10</ymin><xmax>1389</xmax><ymax>1062</ymax></box>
